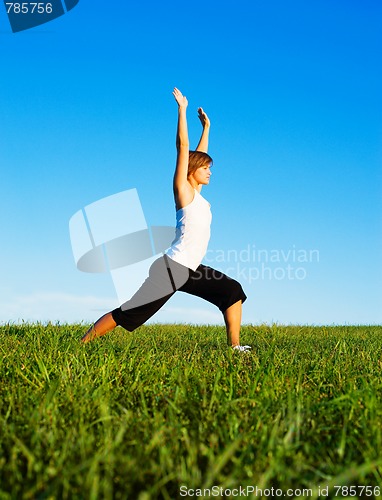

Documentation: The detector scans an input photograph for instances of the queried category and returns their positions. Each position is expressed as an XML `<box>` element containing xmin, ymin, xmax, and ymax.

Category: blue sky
<box><xmin>0</xmin><ymin>0</ymin><xmax>381</xmax><ymax>326</ymax></box>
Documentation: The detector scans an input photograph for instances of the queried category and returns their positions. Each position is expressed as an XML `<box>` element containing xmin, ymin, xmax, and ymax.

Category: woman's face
<box><xmin>191</xmin><ymin>164</ymin><xmax>212</xmax><ymax>185</ymax></box>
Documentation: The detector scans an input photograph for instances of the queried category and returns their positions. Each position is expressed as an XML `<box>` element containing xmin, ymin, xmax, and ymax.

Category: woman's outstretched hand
<box><xmin>173</xmin><ymin>87</ymin><xmax>188</xmax><ymax>108</ymax></box>
<box><xmin>198</xmin><ymin>107</ymin><xmax>210</xmax><ymax>129</ymax></box>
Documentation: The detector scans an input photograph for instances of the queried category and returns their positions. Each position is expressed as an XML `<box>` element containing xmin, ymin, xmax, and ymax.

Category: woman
<box><xmin>82</xmin><ymin>88</ymin><xmax>250</xmax><ymax>351</ymax></box>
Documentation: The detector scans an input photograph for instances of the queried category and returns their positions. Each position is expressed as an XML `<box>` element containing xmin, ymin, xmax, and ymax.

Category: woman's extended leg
<box><xmin>81</xmin><ymin>256</ymin><xmax>187</xmax><ymax>343</ymax></box>
<box><xmin>81</xmin><ymin>312</ymin><xmax>117</xmax><ymax>343</ymax></box>
<box><xmin>223</xmin><ymin>299</ymin><xmax>242</xmax><ymax>347</ymax></box>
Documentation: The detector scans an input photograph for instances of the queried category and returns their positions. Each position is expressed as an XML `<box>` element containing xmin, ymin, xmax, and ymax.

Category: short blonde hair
<box><xmin>188</xmin><ymin>151</ymin><xmax>213</xmax><ymax>177</ymax></box>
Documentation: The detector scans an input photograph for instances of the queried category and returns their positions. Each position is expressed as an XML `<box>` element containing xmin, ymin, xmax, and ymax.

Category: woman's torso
<box><xmin>165</xmin><ymin>189</ymin><xmax>212</xmax><ymax>271</ymax></box>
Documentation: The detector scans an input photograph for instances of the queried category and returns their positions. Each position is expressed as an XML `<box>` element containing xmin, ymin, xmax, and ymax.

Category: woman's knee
<box><xmin>221</xmin><ymin>279</ymin><xmax>247</xmax><ymax>312</ymax></box>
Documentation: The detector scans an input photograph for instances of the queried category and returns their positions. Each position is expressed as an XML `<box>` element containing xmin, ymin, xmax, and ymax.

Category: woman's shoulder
<box><xmin>174</xmin><ymin>182</ymin><xmax>195</xmax><ymax>211</ymax></box>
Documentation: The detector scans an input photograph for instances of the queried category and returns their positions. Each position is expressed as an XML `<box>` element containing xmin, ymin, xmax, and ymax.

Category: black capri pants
<box><xmin>111</xmin><ymin>255</ymin><xmax>247</xmax><ymax>332</ymax></box>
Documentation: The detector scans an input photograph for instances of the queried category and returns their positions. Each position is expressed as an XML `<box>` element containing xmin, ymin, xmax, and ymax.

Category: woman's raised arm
<box><xmin>195</xmin><ymin>107</ymin><xmax>210</xmax><ymax>153</ymax></box>
<box><xmin>172</xmin><ymin>88</ymin><xmax>190</xmax><ymax>194</ymax></box>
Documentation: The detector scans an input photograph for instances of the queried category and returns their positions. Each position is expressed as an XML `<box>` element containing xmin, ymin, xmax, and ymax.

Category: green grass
<box><xmin>1</xmin><ymin>323</ymin><xmax>382</xmax><ymax>499</ymax></box>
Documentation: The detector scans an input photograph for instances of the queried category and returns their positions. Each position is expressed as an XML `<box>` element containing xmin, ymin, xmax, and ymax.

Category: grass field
<box><xmin>1</xmin><ymin>323</ymin><xmax>382</xmax><ymax>499</ymax></box>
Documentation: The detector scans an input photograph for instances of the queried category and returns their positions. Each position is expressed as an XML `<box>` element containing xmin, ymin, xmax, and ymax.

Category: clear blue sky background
<box><xmin>0</xmin><ymin>0</ymin><xmax>381</xmax><ymax>326</ymax></box>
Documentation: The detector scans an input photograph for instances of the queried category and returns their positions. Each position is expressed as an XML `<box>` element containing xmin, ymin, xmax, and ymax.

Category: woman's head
<box><xmin>188</xmin><ymin>151</ymin><xmax>213</xmax><ymax>177</ymax></box>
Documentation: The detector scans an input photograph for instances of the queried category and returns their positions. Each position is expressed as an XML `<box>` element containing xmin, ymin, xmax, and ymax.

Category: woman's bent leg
<box><xmin>223</xmin><ymin>299</ymin><xmax>242</xmax><ymax>347</ymax></box>
<box><xmin>81</xmin><ymin>312</ymin><xmax>117</xmax><ymax>343</ymax></box>
<box><xmin>179</xmin><ymin>265</ymin><xmax>247</xmax><ymax>347</ymax></box>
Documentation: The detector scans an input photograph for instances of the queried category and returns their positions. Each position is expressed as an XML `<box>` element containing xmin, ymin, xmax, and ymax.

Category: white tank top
<box><xmin>165</xmin><ymin>189</ymin><xmax>212</xmax><ymax>271</ymax></box>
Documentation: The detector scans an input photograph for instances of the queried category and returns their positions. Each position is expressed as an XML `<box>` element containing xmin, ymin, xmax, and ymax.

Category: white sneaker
<box><xmin>232</xmin><ymin>345</ymin><xmax>251</xmax><ymax>352</ymax></box>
